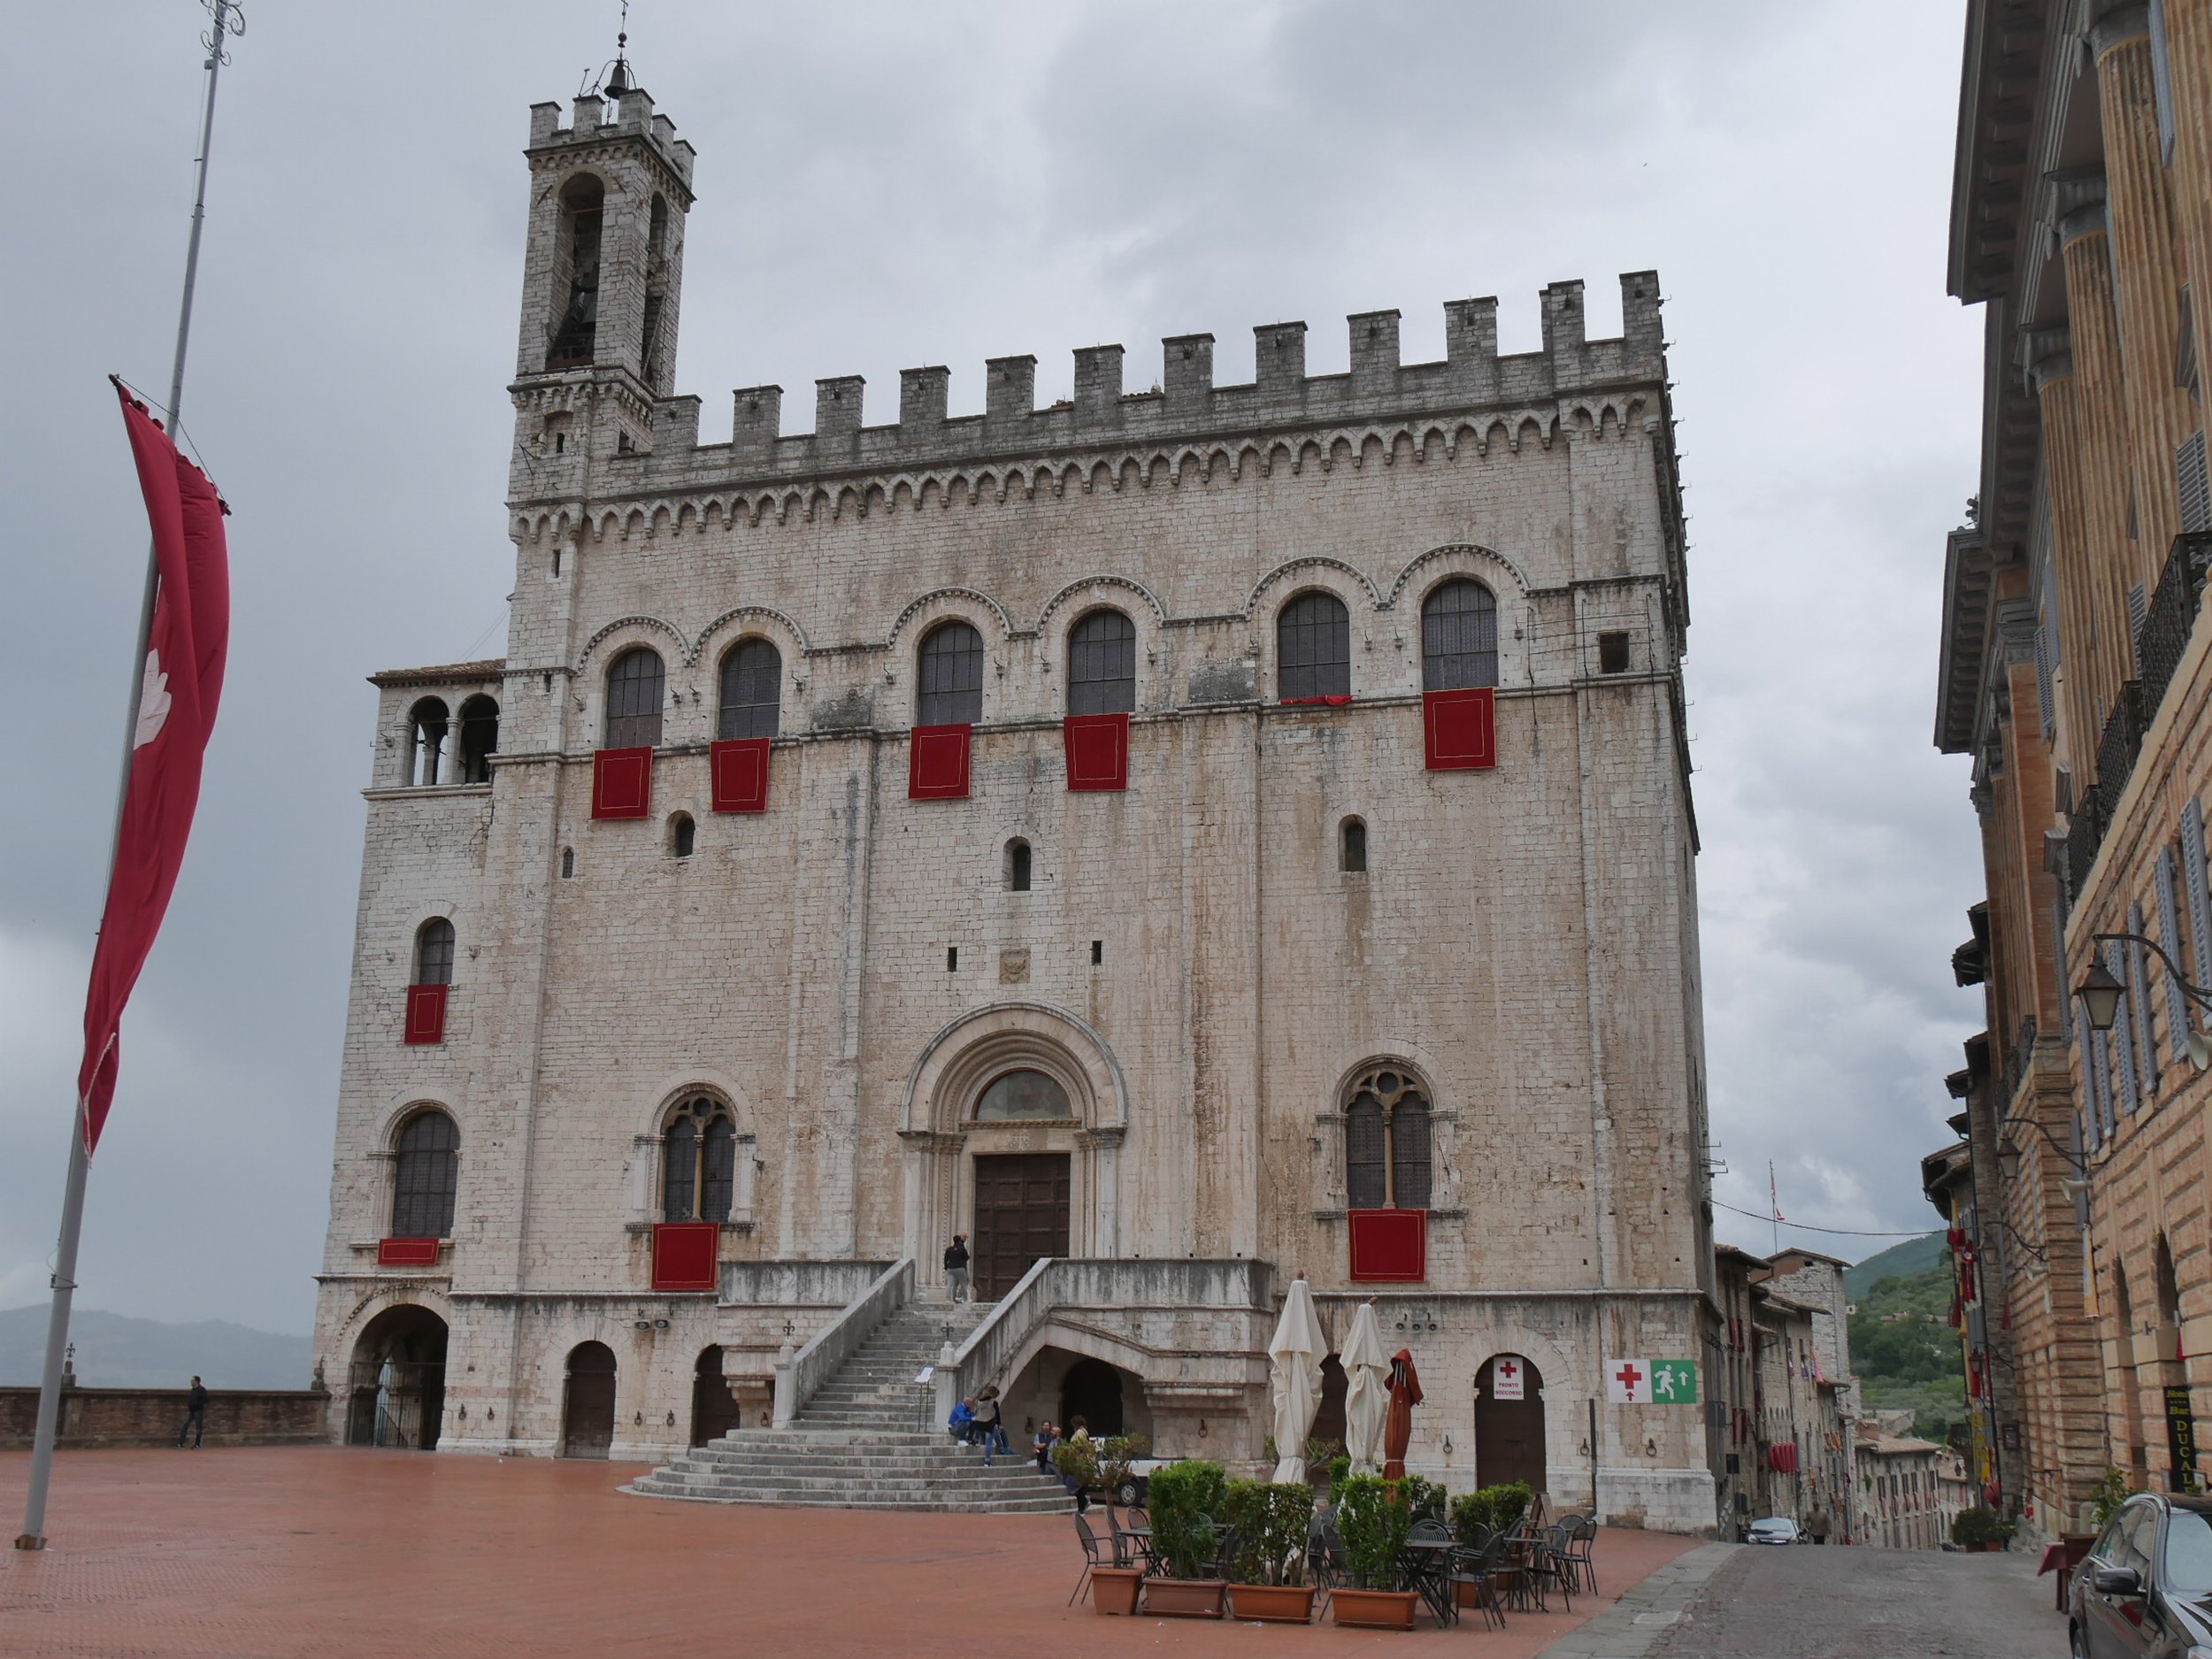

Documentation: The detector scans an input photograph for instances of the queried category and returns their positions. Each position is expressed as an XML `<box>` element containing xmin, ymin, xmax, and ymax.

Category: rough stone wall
<box><xmin>0</xmin><ymin>1386</ymin><xmax>326</xmax><ymax>1448</ymax></box>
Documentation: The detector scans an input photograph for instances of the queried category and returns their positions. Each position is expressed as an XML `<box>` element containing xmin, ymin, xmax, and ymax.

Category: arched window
<box><xmin>604</xmin><ymin>648</ymin><xmax>665</xmax><ymax>749</ymax></box>
<box><xmin>972</xmin><ymin>1069</ymin><xmax>1071</xmax><ymax>1121</ymax></box>
<box><xmin>918</xmin><ymin>621</ymin><xmax>984</xmax><ymax>726</ymax></box>
<box><xmin>414</xmin><ymin>918</ymin><xmax>455</xmax><ymax>987</ymax></box>
<box><xmin>2157</xmin><ymin>1235</ymin><xmax>2183</xmax><ymax>1326</ymax></box>
<box><xmin>560</xmin><ymin>847</ymin><xmax>575</xmax><ymax>879</ymax></box>
<box><xmin>641</xmin><ymin>194</ymin><xmax>670</xmax><ymax>384</ymax></box>
<box><xmin>407</xmin><ymin>698</ymin><xmax>449</xmax><ymax>787</ymax></box>
<box><xmin>457</xmin><ymin>695</ymin><xmax>499</xmax><ymax>784</ymax></box>
<box><xmin>1340</xmin><ymin>817</ymin><xmax>1367</xmax><ymax>873</ymax></box>
<box><xmin>1006</xmin><ymin>839</ymin><xmax>1032</xmax><ymax>892</ymax></box>
<box><xmin>547</xmin><ymin>173</ymin><xmax>604</xmax><ymax>370</ymax></box>
<box><xmin>1278</xmin><ymin>591</ymin><xmax>1350</xmax><ymax>701</ymax></box>
<box><xmin>663</xmin><ymin>1097</ymin><xmax>736</xmax><ymax>1223</ymax></box>
<box><xmin>1344</xmin><ymin>1065</ymin><xmax>1432</xmax><ymax>1210</ymax></box>
<box><xmin>671</xmin><ymin>814</ymin><xmax>695</xmax><ymax>857</ymax></box>
<box><xmin>718</xmin><ymin>638</ymin><xmax>781</xmax><ymax>740</ymax></box>
<box><xmin>391</xmin><ymin>1110</ymin><xmax>459</xmax><ymax>1238</ymax></box>
<box><xmin>1421</xmin><ymin>579</ymin><xmax>1499</xmax><ymax>690</ymax></box>
<box><xmin>1067</xmin><ymin>609</ymin><xmax>1136</xmax><ymax>715</ymax></box>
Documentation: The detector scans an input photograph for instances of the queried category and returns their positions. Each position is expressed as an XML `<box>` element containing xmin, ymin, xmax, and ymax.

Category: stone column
<box><xmin>2030</xmin><ymin>337</ymin><xmax>2108</xmax><ymax>775</ymax></box>
<box><xmin>2163</xmin><ymin>1</ymin><xmax>2212</xmax><ymax>403</ymax></box>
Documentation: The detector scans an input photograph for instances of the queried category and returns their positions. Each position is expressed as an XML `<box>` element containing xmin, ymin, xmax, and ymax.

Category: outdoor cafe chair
<box><xmin>1069</xmin><ymin>1512</ymin><xmax>1107</xmax><ymax>1606</ymax></box>
<box><xmin>1107</xmin><ymin>1505</ymin><xmax>1157</xmax><ymax>1574</ymax></box>
<box><xmin>1402</xmin><ymin>1517</ymin><xmax>1457</xmax><ymax>1626</ymax></box>
<box><xmin>1448</xmin><ymin>1527</ymin><xmax>1509</xmax><ymax>1632</ymax></box>
<box><xmin>1563</xmin><ymin>1512</ymin><xmax>1599</xmax><ymax>1594</ymax></box>
<box><xmin>1308</xmin><ymin>1513</ymin><xmax>1348</xmax><ymax>1609</ymax></box>
<box><xmin>1525</xmin><ymin>1522</ymin><xmax>1577</xmax><ymax>1613</ymax></box>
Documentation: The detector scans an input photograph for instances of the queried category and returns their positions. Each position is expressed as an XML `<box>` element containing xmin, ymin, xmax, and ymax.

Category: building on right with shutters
<box><xmin>1934</xmin><ymin>0</ymin><xmax>2212</xmax><ymax>1541</ymax></box>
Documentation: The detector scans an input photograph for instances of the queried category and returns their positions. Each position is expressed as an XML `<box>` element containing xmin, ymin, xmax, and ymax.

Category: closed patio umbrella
<box><xmin>1342</xmin><ymin>1299</ymin><xmax>1390</xmax><ymax>1474</ymax></box>
<box><xmin>1268</xmin><ymin>1274</ymin><xmax>1325</xmax><ymax>1483</ymax></box>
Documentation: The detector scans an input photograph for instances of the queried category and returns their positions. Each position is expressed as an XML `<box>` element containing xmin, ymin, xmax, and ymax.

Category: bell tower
<box><xmin>512</xmin><ymin>52</ymin><xmax>695</xmax><ymax>462</ymax></box>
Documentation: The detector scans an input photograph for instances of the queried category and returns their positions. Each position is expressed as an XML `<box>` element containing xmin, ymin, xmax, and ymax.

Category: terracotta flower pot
<box><xmin>1226</xmin><ymin>1583</ymin><xmax>1316</xmax><ymax>1624</ymax></box>
<box><xmin>1330</xmin><ymin>1587</ymin><xmax>1419</xmax><ymax>1630</ymax></box>
<box><xmin>1089</xmin><ymin>1566</ymin><xmax>1143</xmax><ymax>1616</ymax></box>
<box><xmin>1143</xmin><ymin>1578</ymin><xmax>1226</xmax><ymax>1618</ymax></box>
<box><xmin>1454</xmin><ymin>1578</ymin><xmax>1493</xmax><ymax>1609</ymax></box>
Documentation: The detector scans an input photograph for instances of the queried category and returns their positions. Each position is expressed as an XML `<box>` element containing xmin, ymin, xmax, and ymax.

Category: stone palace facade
<box><xmin>312</xmin><ymin>75</ymin><xmax>1723</xmax><ymax>1531</ymax></box>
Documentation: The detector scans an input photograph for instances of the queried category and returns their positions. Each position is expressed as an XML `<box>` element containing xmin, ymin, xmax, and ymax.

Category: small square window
<box><xmin>1599</xmin><ymin>632</ymin><xmax>1630</xmax><ymax>674</ymax></box>
<box><xmin>1090</xmin><ymin>940</ymin><xmax>1103</xmax><ymax>965</ymax></box>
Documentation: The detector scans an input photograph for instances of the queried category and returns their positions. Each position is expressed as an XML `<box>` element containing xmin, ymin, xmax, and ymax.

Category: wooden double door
<box><xmin>972</xmin><ymin>1153</ymin><xmax>1071</xmax><ymax>1298</ymax></box>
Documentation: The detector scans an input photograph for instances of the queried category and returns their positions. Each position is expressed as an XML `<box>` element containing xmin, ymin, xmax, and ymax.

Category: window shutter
<box><xmin>2185</xmin><ymin>797</ymin><xmax>2212</xmax><ymax>987</ymax></box>
<box><xmin>2177</xmin><ymin>430</ymin><xmax>2211</xmax><ymax>534</ymax></box>
<box><xmin>1063</xmin><ymin>711</ymin><xmax>1129</xmax><ymax>792</ymax></box>
<box><xmin>2129</xmin><ymin>583</ymin><xmax>2152</xmax><ymax>672</ymax></box>
<box><xmin>2108</xmin><ymin>941</ymin><xmax>2141</xmax><ymax>1116</ymax></box>
<box><xmin>591</xmin><ymin>746</ymin><xmax>654</xmax><ymax>818</ymax></box>
<box><xmin>2153</xmin><ymin>0</ymin><xmax>2179</xmax><ymax>162</ymax></box>
<box><xmin>403</xmin><ymin>982</ymin><xmax>449</xmax><ymax>1046</ymax></box>
<box><xmin>2129</xmin><ymin>905</ymin><xmax>2159</xmax><ymax>1091</ymax></box>
<box><xmin>650</xmin><ymin>1221</ymin><xmax>719</xmax><ymax>1293</ymax></box>
<box><xmin>1423</xmin><ymin>687</ymin><xmax>1497</xmax><ymax>771</ymax></box>
<box><xmin>2034</xmin><ymin>624</ymin><xmax>2057</xmax><ymax>743</ymax></box>
<box><xmin>2158</xmin><ymin>848</ymin><xmax>2194</xmax><ymax>1047</ymax></box>
<box><xmin>710</xmin><ymin>737</ymin><xmax>772</xmax><ymax>813</ymax></box>
<box><xmin>907</xmin><ymin>724</ymin><xmax>972</xmax><ymax>799</ymax></box>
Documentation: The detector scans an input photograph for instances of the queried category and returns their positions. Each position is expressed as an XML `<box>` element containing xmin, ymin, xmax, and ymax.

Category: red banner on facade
<box><xmin>1063</xmin><ymin>712</ymin><xmax>1129</xmax><ymax>792</ymax></box>
<box><xmin>78</xmin><ymin>386</ymin><xmax>231</xmax><ymax>1153</ymax></box>
<box><xmin>710</xmin><ymin>738</ymin><xmax>772</xmax><ymax>812</ymax></box>
<box><xmin>651</xmin><ymin>1222</ymin><xmax>719</xmax><ymax>1292</ymax></box>
<box><xmin>592</xmin><ymin>746</ymin><xmax>654</xmax><ymax>818</ymax></box>
<box><xmin>1348</xmin><ymin>1208</ymin><xmax>1427</xmax><ymax>1282</ymax></box>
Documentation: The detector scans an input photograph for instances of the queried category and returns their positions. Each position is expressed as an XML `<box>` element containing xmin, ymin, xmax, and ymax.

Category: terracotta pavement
<box><xmin>0</xmin><ymin>1448</ymin><xmax>1702</xmax><ymax>1657</ymax></box>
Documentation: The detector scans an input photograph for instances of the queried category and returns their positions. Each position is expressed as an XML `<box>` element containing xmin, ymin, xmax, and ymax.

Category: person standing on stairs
<box><xmin>974</xmin><ymin>1384</ymin><xmax>1007</xmax><ymax>1464</ymax></box>
<box><xmin>943</xmin><ymin>1233</ymin><xmax>971</xmax><ymax>1302</ymax></box>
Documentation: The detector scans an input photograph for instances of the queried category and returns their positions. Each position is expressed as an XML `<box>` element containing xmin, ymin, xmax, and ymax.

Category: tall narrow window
<box><xmin>1006</xmin><ymin>839</ymin><xmax>1033</xmax><ymax>891</ymax></box>
<box><xmin>671</xmin><ymin>814</ymin><xmax>695</xmax><ymax>857</ymax></box>
<box><xmin>414</xmin><ymin>918</ymin><xmax>456</xmax><ymax>987</ymax></box>
<box><xmin>918</xmin><ymin>622</ymin><xmax>984</xmax><ymax>725</ymax></box>
<box><xmin>718</xmin><ymin>638</ymin><xmax>781</xmax><ymax>740</ymax></box>
<box><xmin>1340</xmin><ymin>817</ymin><xmax>1367</xmax><ymax>873</ymax></box>
<box><xmin>1344</xmin><ymin>1066</ymin><xmax>1432</xmax><ymax>1210</ymax></box>
<box><xmin>457</xmin><ymin>695</ymin><xmax>499</xmax><ymax>784</ymax></box>
<box><xmin>664</xmin><ymin>1098</ymin><xmax>735</xmax><ymax>1223</ymax></box>
<box><xmin>604</xmin><ymin>648</ymin><xmax>665</xmax><ymax>749</ymax></box>
<box><xmin>1067</xmin><ymin>609</ymin><xmax>1136</xmax><ymax>714</ymax></box>
<box><xmin>391</xmin><ymin>1110</ymin><xmax>459</xmax><ymax>1238</ymax></box>
<box><xmin>407</xmin><ymin>699</ymin><xmax>449</xmax><ymax>787</ymax></box>
<box><xmin>1279</xmin><ymin>592</ymin><xmax>1350</xmax><ymax>701</ymax></box>
<box><xmin>1421</xmin><ymin>579</ymin><xmax>1499</xmax><ymax>690</ymax></box>
<box><xmin>641</xmin><ymin>194</ymin><xmax>670</xmax><ymax>385</ymax></box>
<box><xmin>547</xmin><ymin>174</ymin><xmax>604</xmax><ymax>370</ymax></box>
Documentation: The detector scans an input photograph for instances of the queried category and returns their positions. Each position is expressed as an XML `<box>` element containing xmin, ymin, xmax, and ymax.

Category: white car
<box><xmin>1747</xmin><ymin>1517</ymin><xmax>1801</xmax><ymax>1546</ymax></box>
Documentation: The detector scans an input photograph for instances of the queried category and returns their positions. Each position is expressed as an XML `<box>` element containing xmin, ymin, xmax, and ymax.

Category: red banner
<box><xmin>710</xmin><ymin>737</ymin><xmax>772</xmax><ymax>812</ymax></box>
<box><xmin>592</xmin><ymin>746</ymin><xmax>653</xmax><ymax>818</ymax></box>
<box><xmin>79</xmin><ymin>386</ymin><xmax>231</xmax><ymax>1153</ymax></box>
<box><xmin>1063</xmin><ymin>712</ymin><xmax>1129</xmax><ymax>792</ymax></box>
<box><xmin>1348</xmin><ymin>1208</ymin><xmax>1427</xmax><ymax>1282</ymax></box>
<box><xmin>652</xmin><ymin>1222</ymin><xmax>719</xmax><ymax>1292</ymax></box>
<box><xmin>1423</xmin><ymin>687</ymin><xmax>1496</xmax><ymax>770</ymax></box>
<box><xmin>908</xmin><ymin>724</ymin><xmax>972</xmax><ymax>799</ymax></box>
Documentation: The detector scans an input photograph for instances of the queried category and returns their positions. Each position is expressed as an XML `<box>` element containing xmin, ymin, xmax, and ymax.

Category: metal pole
<box><xmin>15</xmin><ymin>1</ymin><xmax>236</xmax><ymax>1554</ymax></box>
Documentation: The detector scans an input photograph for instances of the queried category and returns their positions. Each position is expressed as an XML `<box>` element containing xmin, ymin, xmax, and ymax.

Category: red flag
<box><xmin>77</xmin><ymin>384</ymin><xmax>231</xmax><ymax>1152</ymax></box>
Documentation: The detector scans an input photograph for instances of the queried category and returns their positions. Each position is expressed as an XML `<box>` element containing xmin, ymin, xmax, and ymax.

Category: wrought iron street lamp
<box><xmin>2072</xmin><ymin>933</ymin><xmax>2212</xmax><ymax>1070</ymax></box>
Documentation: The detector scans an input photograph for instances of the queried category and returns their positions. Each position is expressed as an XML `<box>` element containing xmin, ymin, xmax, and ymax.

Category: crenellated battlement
<box><xmin>511</xmin><ymin>276</ymin><xmax>1668</xmax><ymax>501</ymax></box>
<box><xmin>526</xmin><ymin>88</ymin><xmax>696</xmax><ymax>191</ymax></box>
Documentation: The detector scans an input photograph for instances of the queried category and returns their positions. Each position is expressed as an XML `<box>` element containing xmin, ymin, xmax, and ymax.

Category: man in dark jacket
<box><xmin>178</xmin><ymin>1376</ymin><xmax>208</xmax><ymax>1448</ymax></box>
<box><xmin>943</xmin><ymin>1234</ymin><xmax>971</xmax><ymax>1302</ymax></box>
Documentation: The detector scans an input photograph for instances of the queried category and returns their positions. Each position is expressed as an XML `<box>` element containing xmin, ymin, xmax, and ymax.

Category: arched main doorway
<box><xmin>561</xmin><ymin>1340</ymin><xmax>618</xmax><ymax>1458</ymax></box>
<box><xmin>1475</xmin><ymin>1355</ymin><xmax>1547</xmax><ymax>1494</ymax></box>
<box><xmin>346</xmin><ymin>1304</ymin><xmax>449</xmax><ymax>1449</ymax></box>
<box><xmin>692</xmin><ymin>1344</ymin><xmax>740</xmax><ymax>1446</ymax></box>
<box><xmin>1059</xmin><ymin>1357</ymin><xmax>1125</xmax><ymax>1437</ymax></box>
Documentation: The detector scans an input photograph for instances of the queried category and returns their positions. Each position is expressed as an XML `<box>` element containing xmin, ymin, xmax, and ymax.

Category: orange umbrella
<box><xmin>1382</xmin><ymin>1348</ymin><xmax>1423</xmax><ymax>1483</ymax></box>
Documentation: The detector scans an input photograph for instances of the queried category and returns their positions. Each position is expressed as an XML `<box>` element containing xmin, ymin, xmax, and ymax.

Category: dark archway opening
<box><xmin>1475</xmin><ymin>1355</ymin><xmax>1547</xmax><ymax>1496</ymax></box>
<box><xmin>561</xmin><ymin>1340</ymin><xmax>618</xmax><ymax>1459</ymax></box>
<box><xmin>692</xmin><ymin>1344</ymin><xmax>740</xmax><ymax>1447</ymax></box>
<box><xmin>1310</xmin><ymin>1354</ymin><xmax>1349</xmax><ymax>1456</ymax></box>
<box><xmin>346</xmin><ymin>1304</ymin><xmax>449</xmax><ymax>1450</ymax></box>
<box><xmin>1059</xmin><ymin>1356</ymin><xmax>1125</xmax><ymax>1438</ymax></box>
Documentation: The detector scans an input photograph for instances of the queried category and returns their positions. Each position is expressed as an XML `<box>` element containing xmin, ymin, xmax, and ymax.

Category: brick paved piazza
<box><xmin>1</xmin><ymin>1448</ymin><xmax>1702</xmax><ymax>1657</ymax></box>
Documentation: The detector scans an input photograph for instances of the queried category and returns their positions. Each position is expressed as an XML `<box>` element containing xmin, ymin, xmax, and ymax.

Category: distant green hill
<box><xmin>1845</xmin><ymin>1231</ymin><xmax>1947</xmax><ymax>1298</ymax></box>
<box><xmin>1845</xmin><ymin>1233</ymin><xmax>1967</xmax><ymax>1446</ymax></box>
<box><xmin>0</xmin><ymin>1306</ymin><xmax>311</xmax><ymax>1390</ymax></box>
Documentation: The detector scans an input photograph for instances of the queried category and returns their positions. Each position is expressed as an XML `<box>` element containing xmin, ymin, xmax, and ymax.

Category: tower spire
<box><xmin>603</xmin><ymin>1</ymin><xmax>634</xmax><ymax>97</ymax></box>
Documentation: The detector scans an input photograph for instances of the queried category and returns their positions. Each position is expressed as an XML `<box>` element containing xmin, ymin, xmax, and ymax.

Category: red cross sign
<box><xmin>1606</xmin><ymin>1357</ymin><xmax>1650</xmax><ymax>1403</ymax></box>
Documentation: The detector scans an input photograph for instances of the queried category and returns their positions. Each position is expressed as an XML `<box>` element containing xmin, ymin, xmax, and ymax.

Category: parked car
<box><xmin>2070</xmin><ymin>1492</ymin><xmax>2212</xmax><ymax>1658</ymax></box>
<box><xmin>1112</xmin><ymin>1456</ymin><xmax>1174</xmax><ymax>1507</ymax></box>
<box><xmin>1747</xmin><ymin>1517</ymin><xmax>1801</xmax><ymax>1546</ymax></box>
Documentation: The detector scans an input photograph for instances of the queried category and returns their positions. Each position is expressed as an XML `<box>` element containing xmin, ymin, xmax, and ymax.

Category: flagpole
<box><xmin>14</xmin><ymin>0</ymin><xmax>241</xmax><ymax>1554</ymax></box>
<box><xmin>1769</xmin><ymin>1162</ymin><xmax>1780</xmax><ymax>1256</ymax></box>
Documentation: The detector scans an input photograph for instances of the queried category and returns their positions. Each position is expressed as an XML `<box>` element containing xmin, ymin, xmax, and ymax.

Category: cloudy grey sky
<box><xmin>0</xmin><ymin>1</ymin><xmax>1982</xmax><ymax>1337</ymax></box>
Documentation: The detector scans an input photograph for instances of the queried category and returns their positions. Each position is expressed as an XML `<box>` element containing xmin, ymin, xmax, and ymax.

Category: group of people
<box><xmin>947</xmin><ymin>1385</ymin><xmax>1010</xmax><ymax>1464</ymax></box>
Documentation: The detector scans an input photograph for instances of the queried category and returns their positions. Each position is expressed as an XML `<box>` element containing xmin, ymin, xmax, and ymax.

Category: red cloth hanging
<box><xmin>1063</xmin><ymin>712</ymin><xmax>1129</xmax><ymax>791</ymax></box>
<box><xmin>710</xmin><ymin>738</ymin><xmax>772</xmax><ymax>812</ymax></box>
<box><xmin>592</xmin><ymin>746</ymin><xmax>654</xmax><ymax>818</ymax></box>
<box><xmin>79</xmin><ymin>386</ymin><xmax>231</xmax><ymax>1153</ymax></box>
<box><xmin>908</xmin><ymin>724</ymin><xmax>972</xmax><ymax>799</ymax></box>
<box><xmin>1423</xmin><ymin>686</ymin><xmax>1497</xmax><ymax>770</ymax></box>
<box><xmin>403</xmin><ymin>983</ymin><xmax>449</xmax><ymax>1046</ymax></box>
<box><xmin>652</xmin><ymin>1222</ymin><xmax>719</xmax><ymax>1292</ymax></box>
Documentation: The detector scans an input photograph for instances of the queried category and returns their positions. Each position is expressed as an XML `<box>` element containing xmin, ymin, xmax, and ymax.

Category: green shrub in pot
<box><xmin>1333</xmin><ymin>1473</ymin><xmax>1411</xmax><ymax>1590</ymax></box>
<box><xmin>1223</xmin><ymin>1479</ymin><xmax>1313</xmax><ymax>1586</ymax></box>
<box><xmin>1148</xmin><ymin>1459</ymin><xmax>1229</xmax><ymax>1579</ymax></box>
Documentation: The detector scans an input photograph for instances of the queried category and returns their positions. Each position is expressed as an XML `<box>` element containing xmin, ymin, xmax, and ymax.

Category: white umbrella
<box><xmin>1268</xmin><ymin>1276</ymin><xmax>1325</xmax><ymax>1483</ymax></box>
<box><xmin>1342</xmin><ymin>1299</ymin><xmax>1390</xmax><ymax>1474</ymax></box>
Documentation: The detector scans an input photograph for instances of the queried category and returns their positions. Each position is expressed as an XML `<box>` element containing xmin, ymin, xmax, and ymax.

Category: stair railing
<box><xmin>934</xmin><ymin>1256</ymin><xmax>1056</xmax><ymax>1428</ymax></box>
<box><xmin>774</xmin><ymin>1257</ymin><xmax>914</xmax><ymax>1427</ymax></box>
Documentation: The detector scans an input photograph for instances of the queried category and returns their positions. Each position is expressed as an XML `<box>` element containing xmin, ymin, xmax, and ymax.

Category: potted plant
<box><xmin>1951</xmin><ymin>1506</ymin><xmax>2016</xmax><ymax>1553</ymax></box>
<box><xmin>1397</xmin><ymin>1474</ymin><xmax>1448</xmax><ymax>1525</ymax></box>
<box><xmin>1143</xmin><ymin>1459</ymin><xmax>1229</xmax><ymax>1618</ymax></box>
<box><xmin>1051</xmin><ymin>1437</ymin><xmax>1100</xmax><ymax>1500</ymax></box>
<box><xmin>1223</xmin><ymin>1479</ymin><xmax>1317</xmax><ymax>1624</ymax></box>
<box><xmin>1330</xmin><ymin>1473</ymin><xmax>1417</xmax><ymax>1629</ymax></box>
<box><xmin>1097</xmin><ymin>1432</ymin><xmax>1151</xmax><ymax>1508</ymax></box>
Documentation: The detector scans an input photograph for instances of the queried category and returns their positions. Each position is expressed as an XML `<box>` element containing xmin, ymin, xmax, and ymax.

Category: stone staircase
<box><xmin>626</xmin><ymin>1301</ymin><xmax>1071</xmax><ymax>1513</ymax></box>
